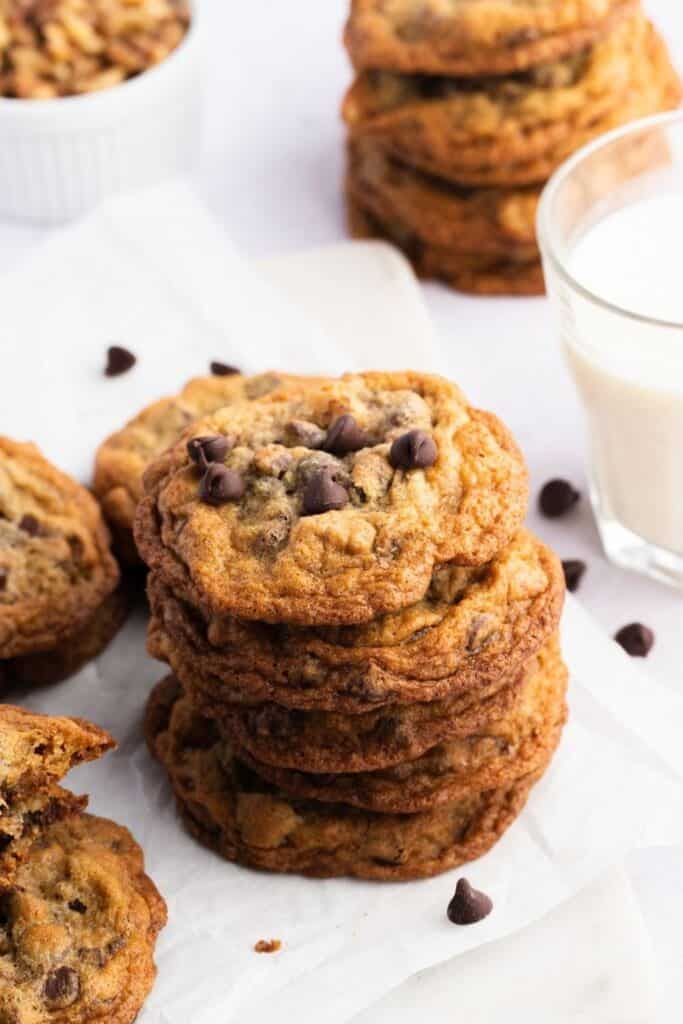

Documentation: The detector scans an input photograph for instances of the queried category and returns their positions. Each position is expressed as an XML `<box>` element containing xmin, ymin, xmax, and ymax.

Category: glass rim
<box><xmin>537</xmin><ymin>108</ymin><xmax>683</xmax><ymax>332</ymax></box>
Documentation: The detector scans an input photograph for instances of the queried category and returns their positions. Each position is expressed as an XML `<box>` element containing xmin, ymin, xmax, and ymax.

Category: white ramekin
<box><xmin>0</xmin><ymin>1</ymin><xmax>202</xmax><ymax>224</ymax></box>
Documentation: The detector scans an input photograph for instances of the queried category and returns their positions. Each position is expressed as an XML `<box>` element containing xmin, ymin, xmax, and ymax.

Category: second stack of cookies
<box><xmin>137</xmin><ymin>371</ymin><xmax>567</xmax><ymax>880</ymax></box>
<box><xmin>343</xmin><ymin>0</ymin><xmax>682</xmax><ymax>295</ymax></box>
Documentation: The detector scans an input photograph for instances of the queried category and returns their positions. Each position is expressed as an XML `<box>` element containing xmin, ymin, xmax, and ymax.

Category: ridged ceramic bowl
<box><xmin>0</xmin><ymin>1</ymin><xmax>201</xmax><ymax>224</ymax></box>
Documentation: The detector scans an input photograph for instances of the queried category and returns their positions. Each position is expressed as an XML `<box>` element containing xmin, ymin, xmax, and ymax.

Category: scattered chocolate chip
<box><xmin>562</xmin><ymin>559</ymin><xmax>586</xmax><ymax>593</ymax></box>
<box><xmin>254</xmin><ymin>938</ymin><xmax>282</xmax><ymax>954</ymax></box>
<box><xmin>301</xmin><ymin>468</ymin><xmax>349</xmax><ymax>516</ymax></box>
<box><xmin>0</xmin><ymin>568</ymin><xmax>7</xmax><ymax>592</ymax></box>
<box><xmin>199</xmin><ymin>465</ymin><xmax>245</xmax><ymax>506</ymax></box>
<box><xmin>187</xmin><ymin>435</ymin><xmax>231</xmax><ymax>467</ymax></box>
<box><xmin>105</xmin><ymin>345</ymin><xmax>136</xmax><ymax>377</ymax></box>
<box><xmin>68</xmin><ymin>899</ymin><xmax>87</xmax><ymax>914</ymax></box>
<box><xmin>447</xmin><ymin>878</ymin><xmax>493</xmax><ymax>926</ymax></box>
<box><xmin>324</xmin><ymin>414</ymin><xmax>369</xmax><ymax>455</ymax></box>
<box><xmin>539</xmin><ymin>479</ymin><xmax>580</xmax><ymax>518</ymax></box>
<box><xmin>389</xmin><ymin>430</ymin><xmax>437</xmax><ymax>470</ymax></box>
<box><xmin>18</xmin><ymin>514</ymin><xmax>41</xmax><ymax>536</ymax></box>
<box><xmin>615</xmin><ymin>622</ymin><xmax>654</xmax><ymax>658</ymax></box>
<box><xmin>210</xmin><ymin>361</ymin><xmax>239</xmax><ymax>377</ymax></box>
<box><xmin>44</xmin><ymin>967</ymin><xmax>80</xmax><ymax>1007</ymax></box>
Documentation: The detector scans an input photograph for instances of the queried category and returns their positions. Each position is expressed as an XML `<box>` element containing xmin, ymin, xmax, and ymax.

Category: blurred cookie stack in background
<box><xmin>135</xmin><ymin>371</ymin><xmax>569</xmax><ymax>880</ymax></box>
<box><xmin>343</xmin><ymin>0</ymin><xmax>682</xmax><ymax>295</ymax></box>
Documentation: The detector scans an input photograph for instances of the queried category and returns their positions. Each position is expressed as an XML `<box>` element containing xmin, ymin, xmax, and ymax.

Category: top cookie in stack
<box><xmin>136</xmin><ymin>371</ymin><xmax>568</xmax><ymax>881</ymax></box>
<box><xmin>343</xmin><ymin>1</ymin><xmax>682</xmax><ymax>295</ymax></box>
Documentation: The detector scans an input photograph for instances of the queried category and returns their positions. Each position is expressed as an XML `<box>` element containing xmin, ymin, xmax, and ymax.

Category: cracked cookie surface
<box><xmin>344</xmin><ymin>0</ymin><xmax>637</xmax><ymax>76</ymax></box>
<box><xmin>0</xmin><ymin>438</ymin><xmax>119</xmax><ymax>661</ymax></box>
<box><xmin>134</xmin><ymin>372</ymin><xmax>528</xmax><ymax>626</ymax></box>
<box><xmin>0</xmin><ymin>814</ymin><xmax>167</xmax><ymax>1024</ymax></box>
<box><xmin>146</xmin><ymin>529</ymin><xmax>564</xmax><ymax>713</ymax></box>
<box><xmin>94</xmin><ymin>372</ymin><xmax>301</xmax><ymax>561</ymax></box>
<box><xmin>145</xmin><ymin>676</ymin><xmax>547</xmax><ymax>881</ymax></box>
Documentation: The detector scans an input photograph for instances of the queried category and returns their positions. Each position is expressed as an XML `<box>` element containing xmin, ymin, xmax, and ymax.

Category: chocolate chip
<box><xmin>199</xmin><ymin>464</ymin><xmax>245</xmax><ymax>506</ymax></box>
<box><xmin>68</xmin><ymin>899</ymin><xmax>87</xmax><ymax>914</ymax></box>
<box><xmin>301</xmin><ymin>468</ymin><xmax>349</xmax><ymax>516</ymax></box>
<box><xmin>187</xmin><ymin>435</ymin><xmax>231</xmax><ymax>467</ymax></box>
<box><xmin>389</xmin><ymin>430</ymin><xmax>437</xmax><ymax>470</ymax></box>
<box><xmin>18</xmin><ymin>514</ymin><xmax>41</xmax><ymax>536</ymax></box>
<box><xmin>562</xmin><ymin>559</ymin><xmax>586</xmax><ymax>593</ymax></box>
<box><xmin>324</xmin><ymin>414</ymin><xmax>369</xmax><ymax>455</ymax></box>
<box><xmin>44</xmin><ymin>967</ymin><xmax>80</xmax><ymax>1007</ymax></box>
<box><xmin>210</xmin><ymin>361</ymin><xmax>239</xmax><ymax>376</ymax></box>
<box><xmin>539</xmin><ymin>479</ymin><xmax>580</xmax><ymax>518</ymax></box>
<box><xmin>615</xmin><ymin>623</ymin><xmax>654</xmax><ymax>658</ymax></box>
<box><xmin>105</xmin><ymin>345</ymin><xmax>136</xmax><ymax>377</ymax></box>
<box><xmin>447</xmin><ymin>878</ymin><xmax>493</xmax><ymax>925</ymax></box>
<box><xmin>0</xmin><ymin>568</ymin><xmax>7</xmax><ymax>592</ymax></box>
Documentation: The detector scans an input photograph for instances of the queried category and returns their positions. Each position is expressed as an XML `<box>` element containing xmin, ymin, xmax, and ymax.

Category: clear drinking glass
<box><xmin>538</xmin><ymin>111</ymin><xmax>683</xmax><ymax>591</ymax></box>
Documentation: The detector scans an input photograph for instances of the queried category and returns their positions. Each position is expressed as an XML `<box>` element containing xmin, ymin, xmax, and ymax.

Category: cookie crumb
<box><xmin>254</xmin><ymin>939</ymin><xmax>282</xmax><ymax>954</ymax></box>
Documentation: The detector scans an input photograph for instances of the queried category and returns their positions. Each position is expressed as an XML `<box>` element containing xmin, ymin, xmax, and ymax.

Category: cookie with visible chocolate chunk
<box><xmin>344</xmin><ymin>15</ymin><xmax>681</xmax><ymax>187</ymax></box>
<box><xmin>93</xmin><ymin>372</ymin><xmax>302</xmax><ymax>562</ymax></box>
<box><xmin>0</xmin><ymin>814</ymin><xmax>167</xmax><ymax>1024</ymax></box>
<box><xmin>145</xmin><ymin>677</ymin><xmax>546</xmax><ymax>881</ymax></box>
<box><xmin>347</xmin><ymin>187</ymin><xmax>545</xmax><ymax>295</ymax></box>
<box><xmin>0</xmin><ymin>438</ymin><xmax>120</xmax><ymax>662</ymax></box>
<box><xmin>232</xmin><ymin>640</ymin><xmax>568</xmax><ymax>811</ymax></box>
<box><xmin>0</xmin><ymin>704</ymin><xmax>114</xmax><ymax>882</ymax></box>
<box><xmin>135</xmin><ymin>372</ymin><xmax>528</xmax><ymax>626</ymax></box>
<box><xmin>147</xmin><ymin>530</ymin><xmax>564</xmax><ymax>714</ymax></box>
<box><xmin>344</xmin><ymin>0</ymin><xmax>638</xmax><ymax>77</ymax></box>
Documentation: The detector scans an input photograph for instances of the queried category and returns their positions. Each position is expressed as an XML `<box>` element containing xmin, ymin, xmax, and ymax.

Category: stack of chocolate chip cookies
<box><xmin>136</xmin><ymin>371</ymin><xmax>568</xmax><ymax>880</ymax></box>
<box><xmin>342</xmin><ymin>0</ymin><xmax>682</xmax><ymax>295</ymax></box>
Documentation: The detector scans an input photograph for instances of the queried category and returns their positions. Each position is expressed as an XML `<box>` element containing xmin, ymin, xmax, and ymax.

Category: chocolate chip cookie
<box><xmin>0</xmin><ymin>438</ymin><xmax>120</xmax><ymax>662</ymax></box>
<box><xmin>231</xmin><ymin>641</ymin><xmax>568</xmax><ymax>811</ymax></box>
<box><xmin>94</xmin><ymin>372</ymin><xmax>300</xmax><ymax>562</ymax></box>
<box><xmin>0</xmin><ymin>704</ymin><xmax>114</xmax><ymax>882</ymax></box>
<box><xmin>347</xmin><ymin>188</ymin><xmax>545</xmax><ymax>295</ymax></box>
<box><xmin>146</xmin><ymin>530</ymin><xmax>564</xmax><ymax>713</ymax></box>
<box><xmin>344</xmin><ymin>14</ymin><xmax>680</xmax><ymax>187</ymax></box>
<box><xmin>2</xmin><ymin>584</ymin><xmax>130</xmax><ymax>692</ymax></box>
<box><xmin>145</xmin><ymin>677</ymin><xmax>547</xmax><ymax>881</ymax></box>
<box><xmin>344</xmin><ymin>0</ymin><xmax>638</xmax><ymax>77</ymax></box>
<box><xmin>348</xmin><ymin>137</ymin><xmax>541</xmax><ymax>255</ymax></box>
<box><xmin>134</xmin><ymin>372</ymin><xmax>528</xmax><ymax>626</ymax></box>
<box><xmin>0</xmin><ymin>814</ymin><xmax>167</xmax><ymax>1023</ymax></box>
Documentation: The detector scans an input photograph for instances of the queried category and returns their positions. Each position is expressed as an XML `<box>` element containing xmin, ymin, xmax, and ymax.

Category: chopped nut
<box><xmin>0</xmin><ymin>0</ymin><xmax>190</xmax><ymax>99</ymax></box>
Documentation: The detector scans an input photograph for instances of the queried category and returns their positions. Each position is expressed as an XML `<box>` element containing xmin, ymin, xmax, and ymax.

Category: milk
<box><xmin>565</xmin><ymin>196</ymin><xmax>683</xmax><ymax>558</ymax></box>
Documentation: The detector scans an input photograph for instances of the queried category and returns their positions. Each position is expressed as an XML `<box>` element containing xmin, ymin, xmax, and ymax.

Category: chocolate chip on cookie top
<box><xmin>134</xmin><ymin>372</ymin><xmax>528</xmax><ymax>626</ymax></box>
<box><xmin>0</xmin><ymin>437</ymin><xmax>120</xmax><ymax>660</ymax></box>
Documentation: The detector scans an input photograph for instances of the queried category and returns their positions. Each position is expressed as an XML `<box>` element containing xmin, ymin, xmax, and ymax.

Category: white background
<box><xmin>0</xmin><ymin>0</ymin><xmax>682</xmax><ymax>1018</ymax></box>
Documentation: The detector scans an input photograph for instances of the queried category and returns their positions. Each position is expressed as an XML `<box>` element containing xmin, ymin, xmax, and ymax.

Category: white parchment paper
<box><xmin>2</xmin><ymin>182</ymin><xmax>683</xmax><ymax>1023</ymax></box>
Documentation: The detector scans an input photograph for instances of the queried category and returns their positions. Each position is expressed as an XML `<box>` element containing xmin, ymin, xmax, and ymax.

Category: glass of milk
<box><xmin>538</xmin><ymin>111</ymin><xmax>683</xmax><ymax>590</ymax></box>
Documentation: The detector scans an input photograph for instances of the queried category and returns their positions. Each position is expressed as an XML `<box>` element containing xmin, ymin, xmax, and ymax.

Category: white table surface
<box><xmin>0</xmin><ymin>1</ymin><xmax>682</xmax><ymax>1018</ymax></box>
